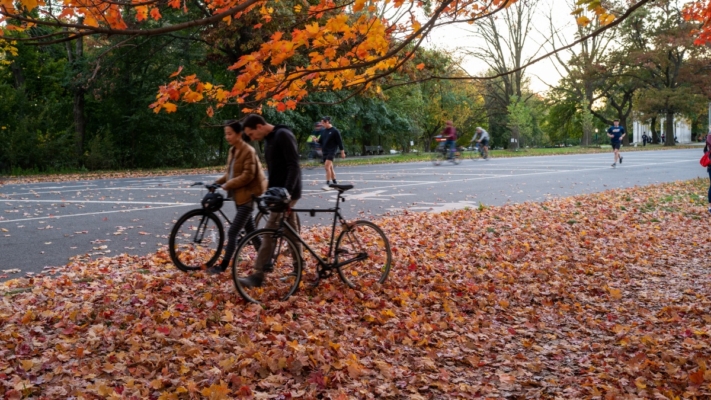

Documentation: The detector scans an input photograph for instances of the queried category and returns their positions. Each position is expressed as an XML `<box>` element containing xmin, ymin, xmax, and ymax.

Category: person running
<box><xmin>207</xmin><ymin>120</ymin><xmax>267</xmax><ymax>275</ymax></box>
<box><xmin>240</xmin><ymin>114</ymin><xmax>303</xmax><ymax>288</ymax></box>
<box><xmin>307</xmin><ymin>123</ymin><xmax>322</xmax><ymax>159</ymax></box>
<box><xmin>442</xmin><ymin>121</ymin><xmax>457</xmax><ymax>159</ymax></box>
<box><xmin>607</xmin><ymin>119</ymin><xmax>626</xmax><ymax>168</ymax></box>
<box><xmin>318</xmin><ymin>116</ymin><xmax>345</xmax><ymax>189</ymax></box>
<box><xmin>472</xmin><ymin>127</ymin><xmax>490</xmax><ymax>159</ymax></box>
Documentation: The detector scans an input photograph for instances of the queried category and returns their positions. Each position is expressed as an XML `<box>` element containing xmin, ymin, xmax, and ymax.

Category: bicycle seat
<box><xmin>329</xmin><ymin>184</ymin><xmax>353</xmax><ymax>192</ymax></box>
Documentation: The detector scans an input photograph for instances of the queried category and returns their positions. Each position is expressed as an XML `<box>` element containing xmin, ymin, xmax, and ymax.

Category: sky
<box><xmin>420</xmin><ymin>0</ymin><xmax>580</xmax><ymax>95</ymax></box>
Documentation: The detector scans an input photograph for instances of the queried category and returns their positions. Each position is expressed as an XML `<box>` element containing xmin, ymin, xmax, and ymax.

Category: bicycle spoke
<box><xmin>336</xmin><ymin>221</ymin><xmax>391</xmax><ymax>289</ymax></box>
<box><xmin>232</xmin><ymin>229</ymin><xmax>302</xmax><ymax>304</ymax></box>
<box><xmin>169</xmin><ymin>210</ymin><xmax>223</xmax><ymax>272</ymax></box>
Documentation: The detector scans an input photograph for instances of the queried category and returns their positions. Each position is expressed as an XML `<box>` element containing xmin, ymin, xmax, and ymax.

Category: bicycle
<box><xmin>168</xmin><ymin>182</ymin><xmax>300</xmax><ymax>272</ymax></box>
<box><xmin>432</xmin><ymin>136</ymin><xmax>461</xmax><ymax>165</ymax></box>
<box><xmin>231</xmin><ymin>184</ymin><xmax>392</xmax><ymax>304</ymax></box>
<box><xmin>469</xmin><ymin>142</ymin><xmax>489</xmax><ymax>160</ymax></box>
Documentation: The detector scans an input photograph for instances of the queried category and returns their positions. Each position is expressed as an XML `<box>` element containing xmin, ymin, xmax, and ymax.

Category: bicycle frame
<box><xmin>275</xmin><ymin>191</ymin><xmax>367</xmax><ymax>272</ymax></box>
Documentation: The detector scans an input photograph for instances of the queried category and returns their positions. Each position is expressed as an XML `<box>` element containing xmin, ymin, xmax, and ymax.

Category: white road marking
<box><xmin>0</xmin><ymin>204</ymin><xmax>194</xmax><ymax>224</ymax></box>
<box><xmin>2</xmin><ymin>199</ymin><xmax>192</xmax><ymax>205</ymax></box>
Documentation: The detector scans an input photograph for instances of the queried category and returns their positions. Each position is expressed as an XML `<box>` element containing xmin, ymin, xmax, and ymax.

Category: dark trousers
<box><xmin>707</xmin><ymin>170</ymin><xmax>711</xmax><ymax>204</ymax></box>
<box><xmin>255</xmin><ymin>200</ymin><xmax>301</xmax><ymax>272</ymax></box>
<box><xmin>222</xmin><ymin>203</ymin><xmax>258</xmax><ymax>267</ymax></box>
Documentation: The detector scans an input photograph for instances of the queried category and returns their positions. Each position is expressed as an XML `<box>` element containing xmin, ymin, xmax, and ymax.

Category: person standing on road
<box><xmin>240</xmin><ymin>114</ymin><xmax>302</xmax><ymax>288</ymax></box>
<box><xmin>607</xmin><ymin>119</ymin><xmax>626</xmax><ymax>168</ymax></box>
<box><xmin>208</xmin><ymin>120</ymin><xmax>267</xmax><ymax>275</ymax></box>
<box><xmin>442</xmin><ymin>121</ymin><xmax>457</xmax><ymax>159</ymax></box>
<box><xmin>318</xmin><ymin>116</ymin><xmax>345</xmax><ymax>188</ymax></box>
<box><xmin>642</xmin><ymin>132</ymin><xmax>648</xmax><ymax>146</ymax></box>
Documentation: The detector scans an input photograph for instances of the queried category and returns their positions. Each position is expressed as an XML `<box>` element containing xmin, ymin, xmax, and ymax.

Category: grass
<box><xmin>1</xmin><ymin>143</ymin><xmax>703</xmax><ymax>183</ymax></box>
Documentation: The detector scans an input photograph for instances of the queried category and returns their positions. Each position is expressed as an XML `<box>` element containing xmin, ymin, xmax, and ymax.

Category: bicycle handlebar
<box><xmin>191</xmin><ymin>182</ymin><xmax>221</xmax><ymax>192</ymax></box>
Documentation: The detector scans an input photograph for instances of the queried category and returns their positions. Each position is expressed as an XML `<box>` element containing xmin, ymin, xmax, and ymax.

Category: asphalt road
<box><xmin>1</xmin><ymin>148</ymin><xmax>706</xmax><ymax>279</ymax></box>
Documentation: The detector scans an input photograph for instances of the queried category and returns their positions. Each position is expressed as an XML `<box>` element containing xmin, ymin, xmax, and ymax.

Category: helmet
<box><xmin>201</xmin><ymin>192</ymin><xmax>224</xmax><ymax>212</ymax></box>
<box><xmin>260</xmin><ymin>187</ymin><xmax>291</xmax><ymax>212</ymax></box>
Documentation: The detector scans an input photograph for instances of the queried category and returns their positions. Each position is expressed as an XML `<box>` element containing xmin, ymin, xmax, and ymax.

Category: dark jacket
<box><xmin>264</xmin><ymin>125</ymin><xmax>302</xmax><ymax>200</ymax></box>
<box><xmin>214</xmin><ymin>142</ymin><xmax>267</xmax><ymax>205</ymax></box>
<box><xmin>319</xmin><ymin>127</ymin><xmax>344</xmax><ymax>154</ymax></box>
<box><xmin>704</xmin><ymin>134</ymin><xmax>711</xmax><ymax>172</ymax></box>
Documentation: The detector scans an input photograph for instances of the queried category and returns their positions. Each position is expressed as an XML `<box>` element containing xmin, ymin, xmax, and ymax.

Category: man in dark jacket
<box><xmin>241</xmin><ymin>114</ymin><xmax>302</xmax><ymax>287</ymax></box>
<box><xmin>318</xmin><ymin>116</ymin><xmax>345</xmax><ymax>189</ymax></box>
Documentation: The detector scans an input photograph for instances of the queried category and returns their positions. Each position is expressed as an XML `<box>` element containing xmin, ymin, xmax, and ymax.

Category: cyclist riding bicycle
<box><xmin>442</xmin><ymin>121</ymin><xmax>457</xmax><ymax>159</ymax></box>
<box><xmin>472</xmin><ymin>127</ymin><xmax>490</xmax><ymax>158</ymax></box>
<box><xmin>207</xmin><ymin>120</ymin><xmax>267</xmax><ymax>275</ymax></box>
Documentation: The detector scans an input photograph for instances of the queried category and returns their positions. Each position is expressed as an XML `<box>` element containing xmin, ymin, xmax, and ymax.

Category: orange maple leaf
<box><xmin>416</xmin><ymin>63</ymin><xmax>425</xmax><ymax>70</ymax></box>
<box><xmin>149</xmin><ymin>7</ymin><xmax>161</xmax><ymax>20</ymax></box>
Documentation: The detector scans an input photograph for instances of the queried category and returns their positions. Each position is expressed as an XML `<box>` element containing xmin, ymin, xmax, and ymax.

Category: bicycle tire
<box><xmin>452</xmin><ymin>152</ymin><xmax>461</xmax><ymax>165</ymax></box>
<box><xmin>232</xmin><ymin>228</ymin><xmax>302</xmax><ymax>304</ymax></box>
<box><xmin>169</xmin><ymin>209</ymin><xmax>224</xmax><ymax>272</ymax></box>
<box><xmin>335</xmin><ymin>220</ymin><xmax>392</xmax><ymax>289</ymax></box>
<box><xmin>254</xmin><ymin>211</ymin><xmax>301</xmax><ymax>233</ymax></box>
<box><xmin>432</xmin><ymin>152</ymin><xmax>443</xmax><ymax>166</ymax></box>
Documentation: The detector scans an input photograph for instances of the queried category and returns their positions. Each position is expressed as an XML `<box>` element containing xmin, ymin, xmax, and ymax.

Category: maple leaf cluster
<box><xmin>2</xmin><ymin>178</ymin><xmax>711</xmax><ymax>398</ymax></box>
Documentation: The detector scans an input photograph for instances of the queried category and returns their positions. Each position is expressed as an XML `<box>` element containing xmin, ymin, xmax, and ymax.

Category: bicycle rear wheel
<box><xmin>335</xmin><ymin>220</ymin><xmax>392</xmax><ymax>289</ymax></box>
<box><xmin>232</xmin><ymin>229</ymin><xmax>302</xmax><ymax>303</ymax></box>
<box><xmin>169</xmin><ymin>209</ymin><xmax>224</xmax><ymax>272</ymax></box>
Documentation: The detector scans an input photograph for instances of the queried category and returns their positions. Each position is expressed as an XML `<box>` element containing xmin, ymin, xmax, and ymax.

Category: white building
<box><xmin>631</xmin><ymin>115</ymin><xmax>692</xmax><ymax>144</ymax></box>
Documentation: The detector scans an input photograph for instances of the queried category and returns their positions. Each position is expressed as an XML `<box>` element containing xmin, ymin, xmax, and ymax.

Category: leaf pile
<box><xmin>2</xmin><ymin>179</ymin><xmax>711</xmax><ymax>398</ymax></box>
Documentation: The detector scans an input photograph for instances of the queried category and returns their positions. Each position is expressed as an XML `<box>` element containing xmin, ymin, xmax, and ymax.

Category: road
<box><xmin>0</xmin><ymin>148</ymin><xmax>706</xmax><ymax>279</ymax></box>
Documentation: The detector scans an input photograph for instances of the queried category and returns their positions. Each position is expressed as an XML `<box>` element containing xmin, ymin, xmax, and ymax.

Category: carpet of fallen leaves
<box><xmin>2</xmin><ymin>179</ymin><xmax>711</xmax><ymax>399</ymax></box>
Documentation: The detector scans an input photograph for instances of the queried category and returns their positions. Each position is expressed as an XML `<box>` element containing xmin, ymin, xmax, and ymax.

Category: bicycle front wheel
<box><xmin>336</xmin><ymin>221</ymin><xmax>392</xmax><ymax>289</ymax></box>
<box><xmin>169</xmin><ymin>209</ymin><xmax>224</xmax><ymax>272</ymax></box>
<box><xmin>232</xmin><ymin>229</ymin><xmax>302</xmax><ymax>304</ymax></box>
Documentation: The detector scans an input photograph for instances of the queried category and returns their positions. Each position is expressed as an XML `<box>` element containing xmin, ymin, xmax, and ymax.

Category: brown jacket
<box><xmin>215</xmin><ymin>143</ymin><xmax>267</xmax><ymax>205</ymax></box>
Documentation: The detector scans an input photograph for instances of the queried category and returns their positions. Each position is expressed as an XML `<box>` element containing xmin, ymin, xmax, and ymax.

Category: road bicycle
<box><xmin>469</xmin><ymin>142</ymin><xmax>489</xmax><ymax>160</ymax></box>
<box><xmin>168</xmin><ymin>183</ymin><xmax>300</xmax><ymax>272</ymax></box>
<box><xmin>231</xmin><ymin>184</ymin><xmax>392</xmax><ymax>303</ymax></box>
<box><xmin>432</xmin><ymin>136</ymin><xmax>461</xmax><ymax>165</ymax></box>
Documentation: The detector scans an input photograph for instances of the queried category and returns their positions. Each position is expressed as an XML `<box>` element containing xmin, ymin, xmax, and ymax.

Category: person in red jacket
<box><xmin>442</xmin><ymin>121</ymin><xmax>457</xmax><ymax>159</ymax></box>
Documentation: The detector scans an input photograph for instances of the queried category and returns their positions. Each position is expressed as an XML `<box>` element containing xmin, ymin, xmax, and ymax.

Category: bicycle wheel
<box><xmin>431</xmin><ymin>152</ymin><xmax>443</xmax><ymax>166</ymax></box>
<box><xmin>254</xmin><ymin>211</ymin><xmax>300</xmax><ymax>233</ymax></box>
<box><xmin>169</xmin><ymin>209</ymin><xmax>224</xmax><ymax>272</ymax></box>
<box><xmin>452</xmin><ymin>152</ymin><xmax>461</xmax><ymax>165</ymax></box>
<box><xmin>232</xmin><ymin>229</ymin><xmax>302</xmax><ymax>303</ymax></box>
<box><xmin>335</xmin><ymin>220</ymin><xmax>392</xmax><ymax>289</ymax></box>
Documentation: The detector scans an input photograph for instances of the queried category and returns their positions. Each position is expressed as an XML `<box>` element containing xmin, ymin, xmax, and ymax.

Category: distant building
<box><xmin>631</xmin><ymin>115</ymin><xmax>692</xmax><ymax>144</ymax></box>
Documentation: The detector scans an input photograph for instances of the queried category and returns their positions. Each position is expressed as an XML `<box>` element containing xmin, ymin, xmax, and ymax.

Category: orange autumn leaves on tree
<box><xmin>684</xmin><ymin>0</ymin><xmax>711</xmax><ymax>45</ymax></box>
<box><xmin>2</xmin><ymin>0</ymin><xmax>655</xmax><ymax>115</ymax></box>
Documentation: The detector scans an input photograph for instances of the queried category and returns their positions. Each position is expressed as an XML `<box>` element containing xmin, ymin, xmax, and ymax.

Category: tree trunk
<box><xmin>73</xmin><ymin>88</ymin><xmax>87</xmax><ymax>157</ymax></box>
<box><xmin>650</xmin><ymin>116</ymin><xmax>659</xmax><ymax>143</ymax></box>
<box><xmin>10</xmin><ymin>62</ymin><xmax>25</xmax><ymax>89</ymax></box>
<box><xmin>620</xmin><ymin>116</ymin><xmax>630</xmax><ymax>146</ymax></box>
<box><xmin>664</xmin><ymin>111</ymin><xmax>675</xmax><ymax>146</ymax></box>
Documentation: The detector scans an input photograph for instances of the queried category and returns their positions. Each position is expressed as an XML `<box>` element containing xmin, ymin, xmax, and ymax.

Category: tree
<box><xmin>1</xmin><ymin>0</ymin><xmax>654</xmax><ymax>117</ymax></box>
<box><xmin>621</xmin><ymin>0</ymin><xmax>710</xmax><ymax>146</ymax></box>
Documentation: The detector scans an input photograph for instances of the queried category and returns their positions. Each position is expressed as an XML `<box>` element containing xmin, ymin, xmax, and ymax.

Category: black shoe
<box><xmin>238</xmin><ymin>272</ymin><xmax>264</xmax><ymax>288</ymax></box>
<box><xmin>619</xmin><ymin>156</ymin><xmax>623</xmax><ymax>164</ymax></box>
<box><xmin>206</xmin><ymin>265</ymin><xmax>224</xmax><ymax>275</ymax></box>
<box><xmin>332</xmin><ymin>179</ymin><xmax>338</xmax><ymax>184</ymax></box>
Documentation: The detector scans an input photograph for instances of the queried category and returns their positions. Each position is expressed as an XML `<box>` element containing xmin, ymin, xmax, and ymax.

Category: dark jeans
<box><xmin>221</xmin><ymin>203</ymin><xmax>258</xmax><ymax>268</ymax></box>
<box><xmin>707</xmin><ymin>170</ymin><xmax>711</xmax><ymax>204</ymax></box>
